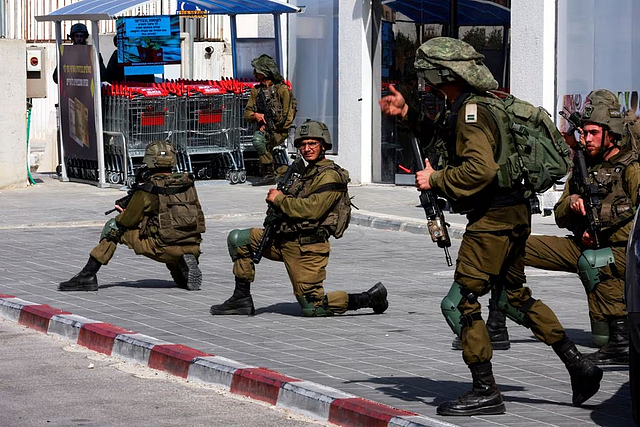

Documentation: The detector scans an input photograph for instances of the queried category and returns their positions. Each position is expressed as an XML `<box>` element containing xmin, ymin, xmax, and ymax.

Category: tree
<box><xmin>462</xmin><ymin>27</ymin><xmax>487</xmax><ymax>51</ymax></box>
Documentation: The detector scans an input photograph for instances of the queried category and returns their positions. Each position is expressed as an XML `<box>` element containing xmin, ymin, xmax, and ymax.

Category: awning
<box><xmin>36</xmin><ymin>0</ymin><xmax>301</xmax><ymax>22</ymax></box>
<box><xmin>384</xmin><ymin>0</ymin><xmax>510</xmax><ymax>26</ymax></box>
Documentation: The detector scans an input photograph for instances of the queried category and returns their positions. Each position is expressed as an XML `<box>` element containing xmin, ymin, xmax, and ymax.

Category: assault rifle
<box><xmin>256</xmin><ymin>89</ymin><xmax>277</xmax><ymax>143</ymax></box>
<box><xmin>253</xmin><ymin>156</ymin><xmax>306</xmax><ymax>264</ymax></box>
<box><xmin>410</xmin><ymin>135</ymin><xmax>453</xmax><ymax>266</ymax></box>
<box><xmin>559</xmin><ymin>109</ymin><xmax>601</xmax><ymax>247</ymax></box>
<box><xmin>104</xmin><ymin>165</ymin><xmax>151</xmax><ymax>215</ymax></box>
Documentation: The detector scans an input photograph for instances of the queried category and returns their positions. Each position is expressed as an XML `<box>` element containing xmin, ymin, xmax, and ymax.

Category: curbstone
<box><xmin>0</xmin><ymin>295</ymin><xmax>456</xmax><ymax>427</ymax></box>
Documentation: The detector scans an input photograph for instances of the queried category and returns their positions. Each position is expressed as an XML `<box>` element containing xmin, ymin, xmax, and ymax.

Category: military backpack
<box><xmin>141</xmin><ymin>174</ymin><xmax>206</xmax><ymax>246</ymax></box>
<box><xmin>468</xmin><ymin>92</ymin><xmax>572</xmax><ymax>196</ymax></box>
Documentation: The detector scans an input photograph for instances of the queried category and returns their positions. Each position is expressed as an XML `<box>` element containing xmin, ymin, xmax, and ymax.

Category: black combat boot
<box><xmin>168</xmin><ymin>254</ymin><xmax>202</xmax><ymax>291</ymax></box>
<box><xmin>58</xmin><ymin>257</ymin><xmax>101</xmax><ymax>291</ymax></box>
<box><xmin>553</xmin><ymin>337</ymin><xmax>603</xmax><ymax>406</ymax></box>
<box><xmin>436</xmin><ymin>361</ymin><xmax>506</xmax><ymax>416</ymax></box>
<box><xmin>252</xmin><ymin>164</ymin><xmax>277</xmax><ymax>187</ymax></box>
<box><xmin>584</xmin><ymin>317</ymin><xmax>629</xmax><ymax>365</ymax></box>
<box><xmin>209</xmin><ymin>279</ymin><xmax>255</xmax><ymax>315</ymax></box>
<box><xmin>452</xmin><ymin>298</ymin><xmax>510</xmax><ymax>350</ymax></box>
<box><xmin>347</xmin><ymin>282</ymin><xmax>388</xmax><ymax>314</ymax></box>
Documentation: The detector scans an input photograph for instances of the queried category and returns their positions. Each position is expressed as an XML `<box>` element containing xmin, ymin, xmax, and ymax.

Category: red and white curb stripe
<box><xmin>0</xmin><ymin>294</ymin><xmax>457</xmax><ymax>427</ymax></box>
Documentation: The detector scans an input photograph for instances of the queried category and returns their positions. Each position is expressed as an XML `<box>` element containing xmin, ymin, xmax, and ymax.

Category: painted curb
<box><xmin>0</xmin><ymin>295</ymin><xmax>458</xmax><ymax>427</ymax></box>
<box><xmin>351</xmin><ymin>211</ymin><xmax>466</xmax><ymax>240</ymax></box>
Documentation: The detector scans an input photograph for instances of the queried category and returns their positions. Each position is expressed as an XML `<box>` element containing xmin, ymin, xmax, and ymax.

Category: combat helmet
<box><xmin>414</xmin><ymin>37</ymin><xmax>498</xmax><ymax>92</ymax></box>
<box><xmin>251</xmin><ymin>54</ymin><xmax>284</xmax><ymax>83</ymax></box>
<box><xmin>69</xmin><ymin>23</ymin><xmax>89</xmax><ymax>37</ymax></box>
<box><xmin>582</xmin><ymin>89</ymin><xmax>623</xmax><ymax>137</ymax></box>
<box><xmin>294</xmin><ymin>119</ymin><xmax>332</xmax><ymax>150</ymax></box>
<box><xmin>143</xmin><ymin>140</ymin><xmax>177</xmax><ymax>169</ymax></box>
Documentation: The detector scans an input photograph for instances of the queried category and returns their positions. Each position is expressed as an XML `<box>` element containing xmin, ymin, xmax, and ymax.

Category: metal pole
<box><xmin>274</xmin><ymin>13</ymin><xmax>283</xmax><ymax>76</ymax></box>
<box><xmin>91</xmin><ymin>20</ymin><xmax>107</xmax><ymax>188</ymax></box>
<box><xmin>55</xmin><ymin>21</ymin><xmax>69</xmax><ymax>181</ymax></box>
<box><xmin>230</xmin><ymin>15</ymin><xmax>238</xmax><ymax>78</ymax></box>
<box><xmin>0</xmin><ymin>0</ymin><xmax>5</xmax><ymax>38</ymax></box>
<box><xmin>188</xmin><ymin>17</ymin><xmax>194</xmax><ymax>79</ymax></box>
<box><xmin>449</xmin><ymin>0</ymin><xmax>458</xmax><ymax>38</ymax></box>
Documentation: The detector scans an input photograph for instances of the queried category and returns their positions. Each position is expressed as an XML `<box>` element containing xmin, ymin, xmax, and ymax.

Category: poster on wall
<box><xmin>59</xmin><ymin>44</ymin><xmax>97</xmax><ymax>161</ymax></box>
<box><xmin>116</xmin><ymin>15</ymin><xmax>181</xmax><ymax>74</ymax></box>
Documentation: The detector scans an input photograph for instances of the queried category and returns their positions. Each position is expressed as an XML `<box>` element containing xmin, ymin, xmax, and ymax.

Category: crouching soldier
<box><xmin>58</xmin><ymin>141</ymin><xmax>206</xmax><ymax>292</ymax></box>
<box><xmin>210</xmin><ymin>119</ymin><xmax>388</xmax><ymax>316</ymax></box>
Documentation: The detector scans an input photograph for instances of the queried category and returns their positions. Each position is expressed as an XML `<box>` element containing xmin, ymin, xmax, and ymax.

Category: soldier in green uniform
<box><xmin>209</xmin><ymin>120</ymin><xmax>388</xmax><ymax>317</ymax></box>
<box><xmin>58</xmin><ymin>141</ymin><xmax>206</xmax><ymax>292</ymax></box>
<box><xmin>380</xmin><ymin>37</ymin><xmax>602</xmax><ymax>416</ymax></box>
<box><xmin>244</xmin><ymin>54</ymin><xmax>297</xmax><ymax>186</ymax></box>
<box><xmin>521</xmin><ymin>90</ymin><xmax>640</xmax><ymax>365</ymax></box>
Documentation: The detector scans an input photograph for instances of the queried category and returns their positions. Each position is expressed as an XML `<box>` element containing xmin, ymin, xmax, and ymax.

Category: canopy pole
<box><xmin>230</xmin><ymin>14</ymin><xmax>238</xmax><ymax>78</ymax></box>
<box><xmin>55</xmin><ymin>21</ymin><xmax>68</xmax><ymax>182</ymax></box>
<box><xmin>91</xmin><ymin>20</ymin><xmax>107</xmax><ymax>188</ymax></box>
<box><xmin>274</xmin><ymin>13</ymin><xmax>283</xmax><ymax>76</ymax></box>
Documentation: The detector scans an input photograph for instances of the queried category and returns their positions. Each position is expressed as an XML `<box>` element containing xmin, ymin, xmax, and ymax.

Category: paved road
<box><xmin>0</xmin><ymin>174</ymin><xmax>633</xmax><ymax>426</ymax></box>
<box><xmin>0</xmin><ymin>318</ymin><xmax>327</xmax><ymax>427</ymax></box>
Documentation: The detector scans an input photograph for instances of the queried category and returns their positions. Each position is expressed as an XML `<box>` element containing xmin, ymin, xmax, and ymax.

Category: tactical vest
<box><xmin>589</xmin><ymin>150</ymin><xmax>638</xmax><ymax>230</ymax></box>
<box><xmin>139</xmin><ymin>173</ymin><xmax>206</xmax><ymax>246</ymax></box>
<box><xmin>280</xmin><ymin>161</ymin><xmax>351</xmax><ymax>239</ymax></box>
<box><xmin>258</xmin><ymin>83</ymin><xmax>297</xmax><ymax>131</ymax></box>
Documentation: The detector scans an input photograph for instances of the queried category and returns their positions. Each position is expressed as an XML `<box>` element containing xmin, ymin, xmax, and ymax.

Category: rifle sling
<box><xmin>307</xmin><ymin>182</ymin><xmax>347</xmax><ymax>195</ymax></box>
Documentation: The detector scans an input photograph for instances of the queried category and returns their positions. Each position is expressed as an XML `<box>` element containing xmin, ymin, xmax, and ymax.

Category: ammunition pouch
<box><xmin>100</xmin><ymin>218</ymin><xmax>121</xmax><ymax>242</ymax></box>
<box><xmin>252</xmin><ymin>131</ymin><xmax>268</xmax><ymax>155</ymax></box>
<box><xmin>299</xmin><ymin>228</ymin><xmax>329</xmax><ymax>245</ymax></box>
<box><xmin>296</xmin><ymin>295</ymin><xmax>334</xmax><ymax>317</ymax></box>
<box><xmin>577</xmin><ymin>248</ymin><xmax>615</xmax><ymax>293</ymax></box>
<box><xmin>227</xmin><ymin>228</ymin><xmax>252</xmax><ymax>261</ymax></box>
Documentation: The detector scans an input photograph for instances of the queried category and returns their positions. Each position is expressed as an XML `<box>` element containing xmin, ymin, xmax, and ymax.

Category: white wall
<box><xmin>0</xmin><ymin>39</ymin><xmax>28</xmax><ymax>189</ymax></box>
<box><xmin>510</xmin><ymin>0</ymin><xmax>556</xmax><ymax>114</ymax></box>
<box><xmin>334</xmin><ymin>0</ymin><xmax>372</xmax><ymax>184</ymax></box>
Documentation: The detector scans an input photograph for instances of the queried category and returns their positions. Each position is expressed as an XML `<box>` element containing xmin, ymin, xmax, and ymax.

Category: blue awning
<box><xmin>36</xmin><ymin>0</ymin><xmax>300</xmax><ymax>22</ymax></box>
<box><xmin>384</xmin><ymin>0</ymin><xmax>510</xmax><ymax>26</ymax></box>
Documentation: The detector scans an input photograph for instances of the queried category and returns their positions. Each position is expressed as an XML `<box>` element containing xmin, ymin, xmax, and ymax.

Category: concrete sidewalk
<box><xmin>0</xmin><ymin>174</ymin><xmax>632</xmax><ymax>427</ymax></box>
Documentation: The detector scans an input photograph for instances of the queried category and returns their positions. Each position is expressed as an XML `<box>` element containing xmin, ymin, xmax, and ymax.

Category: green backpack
<box><xmin>470</xmin><ymin>92</ymin><xmax>572</xmax><ymax>196</ymax></box>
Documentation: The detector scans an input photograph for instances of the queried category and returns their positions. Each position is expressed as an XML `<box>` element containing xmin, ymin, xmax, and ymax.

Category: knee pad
<box><xmin>577</xmin><ymin>248</ymin><xmax>615</xmax><ymax>293</ymax></box>
<box><xmin>252</xmin><ymin>131</ymin><xmax>268</xmax><ymax>156</ymax></box>
<box><xmin>496</xmin><ymin>288</ymin><xmax>536</xmax><ymax>327</ymax></box>
<box><xmin>227</xmin><ymin>228</ymin><xmax>252</xmax><ymax>260</ymax></box>
<box><xmin>440</xmin><ymin>282</ymin><xmax>471</xmax><ymax>337</ymax></box>
<box><xmin>296</xmin><ymin>295</ymin><xmax>334</xmax><ymax>317</ymax></box>
<box><xmin>100</xmin><ymin>218</ymin><xmax>121</xmax><ymax>242</ymax></box>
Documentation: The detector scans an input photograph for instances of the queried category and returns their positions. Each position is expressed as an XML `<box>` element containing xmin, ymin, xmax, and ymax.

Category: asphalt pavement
<box><xmin>0</xmin><ymin>173</ymin><xmax>633</xmax><ymax>427</ymax></box>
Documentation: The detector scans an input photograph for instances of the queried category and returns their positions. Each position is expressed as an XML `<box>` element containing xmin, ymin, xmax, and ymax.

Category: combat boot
<box><xmin>252</xmin><ymin>164</ymin><xmax>277</xmax><ymax>187</ymax></box>
<box><xmin>58</xmin><ymin>257</ymin><xmax>101</xmax><ymax>291</ymax></box>
<box><xmin>452</xmin><ymin>299</ymin><xmax>510</xmax><ymax>350</ymax></box>
<box><xmin>553</xmin><ymin>337</ymin><xmax>603</xmax><ymax>406</ymax></box>
<box><xmin>347</xmin><ymin>282</ymin><xmax>388</xmax><ymax>314</ymax></box>
<box><xmin>168</xmin><ymin>254</ymin><xmax>202</xmax><ymax>291</ymax></box>
<box><xmin>209</xmin><ymin>279</ymin><xmax>255</xmax><ymax>315</ymax></box>
<box><xmin>584</xmin><ymin>317</ymin><xmax>629</xmax><ymax>365</ymax></box>
<box><xmin>436</xmin><ymin>361</ymin><xmax>506</xmax><ymax>416</ymax></box>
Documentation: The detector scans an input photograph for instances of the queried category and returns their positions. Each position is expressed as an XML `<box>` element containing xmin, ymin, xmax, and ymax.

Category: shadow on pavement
<box><xmin>99</xmin><ymin>279</ymin><xmax>176</xmax><ymax>290</ymax></box>
<box><xmin>590</xmin><ymin>381</ymin><xmax>634</xmax><ymax>427</ymax></box>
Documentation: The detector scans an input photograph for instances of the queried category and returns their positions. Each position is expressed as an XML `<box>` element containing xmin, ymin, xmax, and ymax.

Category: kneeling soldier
<box><xmin>58</xmin><ymin>141</ymin><xmax>206</xmax><ymax>291</ymax></box>
<box><xmin>210</xmin><ymin>120</ymin><xmax>388</xmax><ymax>316</ymax></box>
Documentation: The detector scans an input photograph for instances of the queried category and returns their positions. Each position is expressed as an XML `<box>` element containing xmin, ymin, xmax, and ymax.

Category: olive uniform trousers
<box><xmin>525</xmin><ymin>235</ymin><xmax>627</xmax><ymax>322</ymax></box>
<box><xmin>90</xmin><ymin>229</ymin><xmax>200</xmax><ymax>270</ymax></box>
<box><xmin>456</xmin><ymin>205</ymin><xmax>566</xmax><ymax>365</ymax></box>
<box><xmin>233</xmin><ymin>228</ymin><xmax>349</xmax><ymax>313</ymax></box>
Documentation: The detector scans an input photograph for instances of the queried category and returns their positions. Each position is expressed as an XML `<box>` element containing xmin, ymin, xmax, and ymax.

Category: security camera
<box><xmin>204</xmin><ymin>46</ymin><xmax>214</xmax><ymax>57</ymax></box>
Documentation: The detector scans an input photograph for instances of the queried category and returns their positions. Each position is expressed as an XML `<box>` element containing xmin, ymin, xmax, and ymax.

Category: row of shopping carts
<box><xmin>101</xmin><ymin>79</ymin><xmax>269</xmax><ymax>185</ymax></box>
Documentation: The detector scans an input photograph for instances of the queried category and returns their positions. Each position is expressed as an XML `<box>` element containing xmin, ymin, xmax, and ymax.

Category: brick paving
<box><xmin>0</xmin><ymin>174</ymin><xmax>632</xmax><ymax>426</ymax></box>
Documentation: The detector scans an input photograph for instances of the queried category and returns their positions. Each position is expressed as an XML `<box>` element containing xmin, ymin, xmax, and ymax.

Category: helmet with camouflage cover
<box><xmin>582</xmin><ymin>89</ymin><xmax>623</xmax><ymax>137</ymax></box>
<box><xmin>143</xmin><ymin>140</ymin><xmax>177</xmax><ymax>169</ymax></box>
<box><xmin>251</xmin><ymin>54</ymin><xmax>284</xmax><ymax>83</ymax></box>
<box><xmin>294</xmin><ymin>119</ymin><xmax>332</xmax><ymax>150</ymax></box>
<box><xmin>414</xmin><ymin>37</ymin><xmax>498</xmax><ymax>92</ymax></box>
